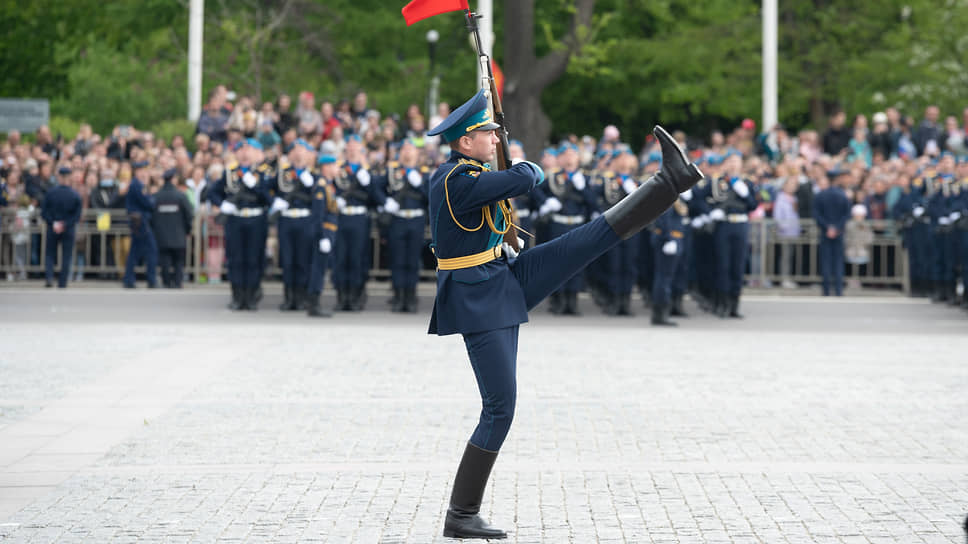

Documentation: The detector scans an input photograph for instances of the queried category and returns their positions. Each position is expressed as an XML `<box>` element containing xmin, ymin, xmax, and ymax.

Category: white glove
<box><xmin>219</xmin><ymin>201</ymin><xmax>238</xmax><ymax>215</ymax></box>
<box><xmin>501</xmin><ymin>241</ymin><xmax>518</xmax><ymax>259</ymax></box>
<box><xmin>407</xmin><ymin>169</ymin><xmax>422</xmax><ymax>187</ymax></box>
<box><xmin>681</xmin><ymin>189</ymin><xmax>693</xmax><ymax>201</ymax></box>
<box><xmin>691</xmin><ymin>215</ymin><xmax>706</xmax><ymax>229</ymax></box>
<box><xmin>732</xmin><ymin>180</ymin><xmax>749</xmax><ymax>198</ymax></box>
<box><xmin>539</xmin><ymin>197</ymin><xmax>563</xmax><ymax>216</ymax></box>
<box><xmin>242</xmin><ymin>172</ymin><xmax>257</xmax><ymax>189</ymax></box>
<box><xmin>938</xmin><ymin>216</ymin><xmax>951</xmax><ymax>226</ymax></box>
<box><xmin>662</xmin><ymin>240</ymin><xmax>678</xmax><ymax>255</ymax></box>
<box><xmin>913</xmin><ymin>206</ymin><xmax>925</xmax><ymax>218</ymax></box>
<box><xmin>622</xmin><ymin>179</ymin><xmax>638</xmax><ymax>195</ymax></box>
<box><xmin>299</xmin><ymin>170</ymin><xmax>314</xmax><ymax>188</ymax></box>
<box><xmin>949</xmin><ymin>211</ymin><xmax>961</xmax><ymax>222</ymax></box>
<box><xmin>269</xmin><ymin>197</ymin><xmax>289</xmax><ymax>215</ymax></box>
<box><xmin>516</xmin><ymin>236</ymin><xmax>525</xmax><ymax>248</ymax></box>
<box><xmin>319</xmin><ymin>238</ymin><xmax>332</xmax><ymax>253</ymax></box>
<box><xmin>590</xmin><ymin>211</ymin><xmax>601</xmax><ymax>221</ymax></box>
<box><xmin>511</xmin><ymin>158</ymin><xmax>524</xmax><ymax>165</ymax></box>
<box><xmin>356</xmin><ymin>169</ymin><xmax>371</xmax><ymax>186</ymax></box>
<box><xmin>336</xmin><ymin>197</ymin><xmax>347</xmax><ymax>211</ymax></box>
<box><xmin>384</xmin><ymin>197</ymin><xmax>400</xmax><ymax>214</ymax></box>
<box><xmin>571</xmin><ymin>172</ymin><xmax>586</xmax><ymax>191</ymax></box>
<box><xmin>709</xmin><ymin>208</ymin><xmax>726</xmax><ymax>221</ymax></box>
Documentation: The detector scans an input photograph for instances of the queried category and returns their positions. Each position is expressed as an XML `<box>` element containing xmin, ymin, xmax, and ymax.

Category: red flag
<box><xmin>490</xmin><ymin>59</ymin><xmax>504</xmax><ymax>99</ymax></box>
<box><xmin>402</xmin><ymin>0</ymin><xmax>469</xmax><ymax>26</ymax></box>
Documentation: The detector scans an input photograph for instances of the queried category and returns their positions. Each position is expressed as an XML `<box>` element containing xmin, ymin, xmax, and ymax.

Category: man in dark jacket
<box><xmin>152</xmin><ymin>169</ymin><xmax>194</xmax><ymax>288</ymax></box>
<box><xmin>814</xmin><ymin>169</ymin><xmax>852</xmax><ymax>296</ymax></box>
<box><xmin>822</xmin><ymin>111</ymin><xmax>851</xmax><ymax>156</ymax></box>
<box><xmin>41</xmin><ymin>166</ymin><xmax>83</xmax><ymax>288</ymax></box>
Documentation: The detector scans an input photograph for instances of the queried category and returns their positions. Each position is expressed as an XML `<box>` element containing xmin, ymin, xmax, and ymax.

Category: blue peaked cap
<box><xmin>427</xmin><ymin>89</ymin><xmax>500</xmax><ymax>143</ymax></box>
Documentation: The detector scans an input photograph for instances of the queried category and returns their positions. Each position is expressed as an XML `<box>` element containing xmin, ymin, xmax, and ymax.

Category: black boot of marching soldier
<box><xmin>603</xmin><ymin>126</ymin><xmax>704</xmax><ymax>240</ymax></box>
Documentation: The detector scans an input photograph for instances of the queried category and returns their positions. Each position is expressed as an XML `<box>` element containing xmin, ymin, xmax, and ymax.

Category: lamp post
<box><xmin>426</xmin><ymin>29</ymin><xmax>440</xmax><ymax>122</ymax></box>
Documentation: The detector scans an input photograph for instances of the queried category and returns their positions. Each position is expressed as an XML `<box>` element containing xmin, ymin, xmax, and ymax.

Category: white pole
<box><xmin>188</xmin><ymin>0</ymin><xmax>204</xmax><ymax>122</ymax></box>
<box><xmin>762</xmin><ymin>0</ymin><xmax>777</xmax><ymax>132</ymax></box>
<box><xmin>477</xmin><ymin>0</ymin><xmax>493</xmax><ymax>87</ymax></box>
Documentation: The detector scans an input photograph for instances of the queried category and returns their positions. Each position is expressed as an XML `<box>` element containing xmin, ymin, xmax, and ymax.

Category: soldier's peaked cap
<box><xmin>427</xmin><ymin>89</ymin><xmax>500</xmax><ymax>143</ymax></box>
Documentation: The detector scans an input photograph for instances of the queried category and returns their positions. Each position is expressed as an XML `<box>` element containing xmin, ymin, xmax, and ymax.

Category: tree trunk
<box><xmin>501</xmin><ymin>0</ymin><xmax>595</xmax><ymax>160</ymax></box>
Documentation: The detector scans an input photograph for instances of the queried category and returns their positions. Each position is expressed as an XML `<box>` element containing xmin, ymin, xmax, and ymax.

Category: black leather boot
<box><xmin>604</xmin><ymin>126</ymin><xmax>703</xmax><ymax>240</ymax></box>
<box><xmin>602</xmin><ymin>293</ymin><xmax>619</xmax><ymax>315</ymax></box>
<box><xmin>714</xmin><ymin>292</ymin><xmax>728</xmax><ymax>318</ymax></box>
<box><xmin>228</xmin><ymin>284</ymin><xmax>243</xmax><ymax>311</ymax></box>
<box><xmin>306</xmin><ymin>293</ymin><xmax>332</xmax><ymax>318</ymax></box>
<box><xmin>405</xmin><ymin>287</ymin><xmax>419</xmax><ymax>313</ymax></box>
<box><xmin>619</xmin><ymin>293</ymin><xmax>634</xmax><ymax>316</ymax></box>
<box><xmin>392</xmin><ymin>288</ymin><xmax>405</xmax><ymax>312</ymax></box>
<box><xmin>279</xmin><ymin>286</ymin><xmax>294</xmax><ymax>311</ymax></box>
<box><xmin>443</xmin><ymin>443</ymin><xmax>507</xmax><ymax>540</ymax></box>
<box><xmin>549</xmin><ymin>292</ymin><xmax>563</xmax><ymax>314</ymax></box>
<box><xmin>245</xmin><ymin>286</ymin><xmax>259</xmax><ymax>311</ymax></box>
<box><xmin>564</xmin><ymin>291</ymin><xmax>582</xmax><ymax>316</ymax></box>
<box><xmin>651</xmin><ymin>303</ymin><xmax>677</xmax><ymax>326</ymax></box>
<box><xmin>728</xmin><ymin>295</ymin><xmax>744</xmax><ymax>318</ymax></box>
<box><xmin>670</xmin><ymin>293</ymin><xmax>688</xmax><ymax>317</ymax></box>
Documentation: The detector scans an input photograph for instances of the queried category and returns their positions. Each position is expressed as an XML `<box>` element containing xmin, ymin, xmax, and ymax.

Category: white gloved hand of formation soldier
<box><xmin>913</xmin><ymin>206</ymin><xmax>925</xmax><ymax>218</ymax></box>
<box><xmin>356</xmin><ymin>168</ymin><xmax>371</xmax><ymax>186</ymax></box>
<box><xmin>539</xmin><ymin>197</ymin><xmax>563</xmax><ymax>216</ymax></box>
<box><xmin>242</xmin><ymin>172</ymin><xmax>257</xmax><ymax>189</ymax></box>
<box><xmin>691</xmin><ymin>215</ymin><xmax>706</xmax><ymax>229</ymax></box>
<box><xmin>219</xmin><ymin>201</ymin><xmax>238</xmax><ymax>215</ymax></box>
<box><xmin>938</xmin><ymin>216</ymin><xmax>951</xmax><ymax>226</ymax></box>
<box><xmin>384</xmin><ymin>197</ymin><xmax>400</xmax><ymax>214</ymax></box>
<box><xmin>269</xmin><ymin>197</ymin><xmax>289</xmax><ymax>215</ymax></box>
<box><xmin>300</xmin><ymin>170</ymin><xmax>314</xmax><ymax>188</ymax></box>
<box><xmin>622</xmin><ymin>179</ymin><xmax>638</xmax><ymax>195</ymax></box>
<box><xmin>501</xmin><ymin>241</ymin><xmax>518</xmax><ymax>260</ymax></box>
<box><xmin>662</xmin><ymin>240</ymin><xmax>678</xmax><ymax>255</ymax></box>
<box><xmin>680</xmin><ymin>188</ymin><xmax>693</xmax><ymax>201</ymax></box>
<box><xmin>407</xmin><ymin>169</ymin><xmax>422</xmax><ymax>187</ymax></box>
<box><xmin>571</xmin><ymin>172</ymin><xmax>586</xmax><ymax>191</ymax></box>
<box><xmin>336</xmin><ymin>197</ymin><xmax>347</xmax><ymax>211</ymax></box>
<box><xmin>950</xmin><ymin>211</ymin><xmax>962</xmax><ymax>222</ymax></box>
<box><xmin>731</xmin><ymin>180</ymin><xmax>749</xmax><ymax>198</ymax></box>
<box><xmin>709</xmin><ymin>208</ymin><xmax>726</xmax><ymax>221</ymax></box>
<box><xmin>319</xmin><ymin>238</ymin><xmax>332</xmax><ymax>254</ymax></box>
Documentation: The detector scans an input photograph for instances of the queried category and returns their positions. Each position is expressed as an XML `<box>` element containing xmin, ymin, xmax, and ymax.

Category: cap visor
<box><xmin>471</xmin><ymin>121</ymin><xmax>501</xmax><ymax>132</ymax></box>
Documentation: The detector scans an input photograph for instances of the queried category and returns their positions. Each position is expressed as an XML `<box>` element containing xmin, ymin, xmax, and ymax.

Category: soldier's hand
<box><xmin>501</xmin><ymin>241</ymin><xmax>518</xmax><ymax>259</ymax></box>
<box><xmin>622</xmin><ymin>179</ymin><xmax>637</xmax><ymax>195</ymax></box>
<box><xmin>219</xmin><ymin>201</ymin><xmax>238</xmax><ymax>216</ymax></box>
<box><xmin>731</xmin><ymin>179</ymin><xmax>749</xmax><ymax>198</ymax></box>
<box><xmin>269</xmin><ymin>197</ymin><xmax>289</xmax><ymax>215</ymax></box>
<box><xmin>242</xmin><ymin>172</ymin><xmax>257</xmax><ymax>188</ymax></box>
<box><xmin>913</xmin><ymin>206</ymin><xmax>925</xmax><ymax>218</ymax></box>
<box><xmin>357</xmin><ymin>169</ymin><xmax>371</xmax><ymax>186</ymax></box>
<box><xmin>949</xmin><ymin>211</ymin><xmax>961</xmax><ymax>222</ymax></box>
<box><xmin>709</xmin><ymin>208</ymin><xmax>726</xmax><ymax>221</ymax></box>
<box><xmin>662</xmin><ymin>240</ymin><xmax>677</xmax><ymax>255</ymax></box>
<box><xmin>538</xmin><ymin>197</ymin><xmax>562</xmax><ymax>216</ymax></box>
<box><xmin>299</xmin><ymin>170</ymin><xmax>314</xmax><ymax>188</ymax></box>
<box><xmin>690</xmin><ymin>215</ymin><xmax>706</xmax><ymax>229</ymax></box>
<box><xmin>407</xmin><ymin>169</ymin><xmax>422</xmax><ymax>187</ymax></box>
<box><xmin>319</xmin><ymin>238</ymin><xmax>332</xmax><ymax>254</ymax></box>
<box><xmin>571</xmin><ymin>171</ymin><xmax>586</xmax><ymax>190</ymax></box>
<box><xmin>336</xmin><ymin>197</ymin><xmax>347</xmax><ymax>211</ymax></box>
<box><xmin>384</xmin><ymin>197</ymin><xmax>400</xmax><ymax>214</ymax></box>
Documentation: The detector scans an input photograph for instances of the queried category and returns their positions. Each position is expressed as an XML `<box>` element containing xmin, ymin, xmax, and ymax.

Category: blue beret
<box><xmin>347</xmin><ymin>134</ymin><xmax>363</xmax><ymax>143</ymax></box>
<box><xmin>57</xmin><ymin>166</ymin><xmax>72</xmax><ymax>175</ymax></box>
<box><xmin>645</xmin><ymin>151</ymin><xmax>662</xmax><ymax>165</ymax></box>
<box><xmin>705</xmin><ymin>154</ymin><xmax>723</xmax><ymax>165</ymax></box>
<box><xmin>294</xmin><ymin>138</ymin><xmax>314</xmax><ymax>152</ymax></box>
<box><xmin>543</xmin><ymin>147</ymin><xmax>558</xmax><ymax>157</ymax></box>
<box><xmin>318</xmin><ymin>154</ymin><xmax>337</xmax><ymax>165</ymax></box>
<box><xmin>509</xmin><ymin>139</ymin><xmax>523</xmax><ymax>148</ymax></box>
<box><xmin>131</xmin><ymin>160</ymin><xmax>149</xmax><ymax>169</ymax></box>
<box><xmin>245</xmin><ymin>138</ymin><xmax>263</xmax><ymax>150</ymax></box>
<box><xmin>427</xmin><ymin>89</ymin><xmax>500</xmax><ymax>143</ymax></box>
<box><xmin>558</xmin><ymin>143</ymin><xmax>579</xmax><ymax>154</ymax></box>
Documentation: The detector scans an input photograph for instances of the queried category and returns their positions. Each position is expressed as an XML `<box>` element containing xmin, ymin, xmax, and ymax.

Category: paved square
<box><xmin>1</xmin><ymin>287</ymin><xmax>966</xmax><ymax>542</ymax></box>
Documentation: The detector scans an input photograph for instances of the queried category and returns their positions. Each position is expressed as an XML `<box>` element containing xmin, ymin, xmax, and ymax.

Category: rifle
<box><xmin>464</xmin><ymin>8</ymin><xmax>524</xmax><ymax>251</ymax></box>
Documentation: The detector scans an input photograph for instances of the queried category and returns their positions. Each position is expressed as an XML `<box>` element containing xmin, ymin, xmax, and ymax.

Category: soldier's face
<box><xmin>461</xmin><ymin>130</ymin><xmax>498</xmax><ymax>163</ymax></box>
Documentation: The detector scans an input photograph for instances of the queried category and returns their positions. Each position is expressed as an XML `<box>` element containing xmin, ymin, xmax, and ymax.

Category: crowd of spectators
<box><xmin>1</xmin><ymin>81</ymin><xmax>966</xmax><ymax>286</ymax></box>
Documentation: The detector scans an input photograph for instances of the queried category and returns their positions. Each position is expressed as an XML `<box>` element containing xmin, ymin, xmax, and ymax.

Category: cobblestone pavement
<box><xmin>1</xmin><ymin>287</ymin><xmax>966</xmax><ymax>543</ymax></box>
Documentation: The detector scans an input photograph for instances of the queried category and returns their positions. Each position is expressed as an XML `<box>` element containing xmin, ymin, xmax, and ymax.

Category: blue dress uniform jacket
<box><xmin>41</xmin><ymin>184</ymin><xmax>83</xmax><ymax>287</ymax></box>
<box><xmin>308</xmin><ymin>176</ymin><xmax>340</xmax><ymax>295</ymax></box>
<box><xmin>428</xmin><ymin>152</ymin><xmax>541</xmax><ymax>336</ymax></box>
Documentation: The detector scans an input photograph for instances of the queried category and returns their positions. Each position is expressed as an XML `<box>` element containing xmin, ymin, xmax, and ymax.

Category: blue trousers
<box><xmin>910</xmin><ymin>223</ymin><xmax>934</xmax><ymax>284</ymax></box>
<box><xmin>388</xmin><ymin>217</ymin><xmax>425</xmax><ymax>289</ymax></box>
<box><xmin>931</xmin><ymin>231</ymin><xmax>954</xmax><ymax>282</ymax></box>
<box><xmin>308</xmin><ymin>245</ymin><xmax>330</xmax><ymax>295</ymax></box>
<box><xmin>819</xmin><ymin>236</ymin><xmax>844</xmax><ymax>296</ymax></box>
<box><xmin>461</xmin><ymin>216</ymin><xmax>620</xmax><ymax>452</ymax></box>
<box><xmin>332</xmin><ymin>214</ymin><xmax>370</xmax><ymax>289</ymax></box>
<box><xmin>714</xmin><ymin>222</ymin><xmax>749</xmax><ymax>296</ymax></box>
<box><xmin>278</xmin><ymin>215</ymin><xmax>314</xmax><ymax>288</ymax></box>
<box><xmin>651</xmin><ymin>239</ymin><xmax>681</xmax><ymax>306</ymax></box>
<box><xmin>547</xmin><ymin>220</ymin><xmax>586</xmax><ymax>294</ymax></box>
<box><xmin>225</xmin><ymin>215</ymin><xmax>267</xmax><ymax>288</ymax></box>
<box><xmin>45</xmin><ymin>227</ymin><xmax>74</xmax><ymax>287</ymax></box>
<box><xmin>672</xmin><ymin>228</ymin><xmax>692</xmax><ymax>296</ymax></box>
<box><xmin>604</xmin><ymin>234</ymin><xmax>639</xmax><ymax>295</ymax></box>
<box><xmin>123</xmin><ymin>227</ymin><xmax>158</xmax><ymax>287</ymax></box>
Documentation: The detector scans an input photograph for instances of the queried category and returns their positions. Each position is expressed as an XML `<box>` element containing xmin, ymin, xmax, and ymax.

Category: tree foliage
<box><xmin>3</xmin><ymin>0</ymin><xmax>967</xmax><ymax>147</ymax></box>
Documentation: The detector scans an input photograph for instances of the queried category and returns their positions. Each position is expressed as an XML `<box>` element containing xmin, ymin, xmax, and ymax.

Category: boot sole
<box><xmin>442</xmin><ymin>529</ymin><xmax>507</xmax><ymax>539</ymax></box>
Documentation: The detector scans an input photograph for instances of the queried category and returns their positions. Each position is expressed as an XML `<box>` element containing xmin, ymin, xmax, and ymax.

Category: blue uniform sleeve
<box><xmin>812</xmin><ymin>191</ymin><xmax>828</xmax><ymax>230</ymax></box>
<box><xmin>443</xmin><ymin>163</ymin><xmax>539</xmax><ymax>215</ymax></box>
<box><xmin>40</xmin><ymin>193</ymin><xmax>53</xmax><ymax>224</ymax></box>
<box><xmin>369</xmin><ymin>171</ymin><xmax>390</xmax><ymax>206</ymax></box>
<box><xmin>208</xmin><ymin>175</ymin><xmax>227</xmax><ymax>206</ymax></box>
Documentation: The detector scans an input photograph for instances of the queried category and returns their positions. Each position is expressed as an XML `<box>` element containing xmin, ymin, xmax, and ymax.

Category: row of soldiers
<box><xmin>207</xmin><ymin>135</ymin><xmax>429</xmax><ymax>317</ymax></box>
<box><xmin>892</xmin><ymin>153</ymin><xmax>968</xmax><ymax>308</ymax></box>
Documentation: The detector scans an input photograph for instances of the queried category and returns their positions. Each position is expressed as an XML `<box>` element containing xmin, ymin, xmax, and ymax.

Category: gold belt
<box><xmin>435</xmin><ymin>245</ymin><xmax>503</xmax><ymax>271</ymax></box>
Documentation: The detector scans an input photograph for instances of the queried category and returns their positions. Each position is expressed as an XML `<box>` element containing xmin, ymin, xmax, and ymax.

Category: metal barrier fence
<box><xmin>0</xmin><ymin>209</ymin><xmax>908</xmax><ymax>291</ymax></box>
